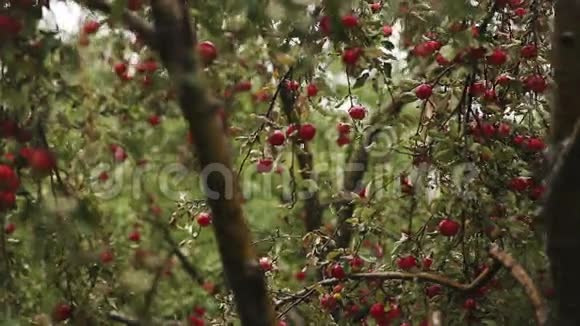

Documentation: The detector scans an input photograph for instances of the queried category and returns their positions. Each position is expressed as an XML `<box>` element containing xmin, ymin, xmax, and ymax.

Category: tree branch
<box><xmin>79</xmin><ymin>0</ymin><xmax>156</xmax><ymax>48</ymax></box>
<box><xmin>280</xmin><ymin>86</ymin><xmax>323</xmax><ymax>232</ymax></box>
<box><xmin>147</xmin><ymin>1</ymin><xmax>275</xmax><ymax>325</ymax></box>
<box><xmin>275</xmin><ymin>258</ymin><xmax>500</xmax><ymax>308</ymax></box>
<box><xmin>489</xmin><ymin>245</ymin><xmax>548</xmax><ymax>326</ymax></box>
<box><xmin>335</xmin><ymin>99</ymin><xmax>404</xmax><ymax>248</ymax></box>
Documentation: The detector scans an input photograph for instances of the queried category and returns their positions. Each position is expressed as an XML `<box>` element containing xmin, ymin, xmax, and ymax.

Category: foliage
<box><xmin>0</xmin><ymin>0</ymin><xmax>554</xmax><ymax>325</ymax></box>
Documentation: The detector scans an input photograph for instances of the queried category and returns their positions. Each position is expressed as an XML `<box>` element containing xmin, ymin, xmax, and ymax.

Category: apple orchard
<box><xmin>3</xmin><ymin>0</ymin><xmax>580</xmax><ymax>325</ymax></box>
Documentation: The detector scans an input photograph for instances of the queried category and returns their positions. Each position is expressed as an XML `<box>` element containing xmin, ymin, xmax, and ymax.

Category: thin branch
<box><xmin>335</xmin><ymin>99</ymin><xmax>404</xmax><ymax>248</ymax></box>
<box><xmin>164</xmin><ymin>233</ymin><xmax>205</xmax><ymax>286</ymax></box>
<box><xmin>275</xmin><ymin>259</ymin><xmax>500</xmax><ymax>309</ymax></box>
<box><xmin>108</xmin><ymin>312</ymin><xmax>140</xmax><ymax>326</ymax></box>
<box><xmin>489</xmin><ymin>245</ymin><xmax>548</xmax><ymax>326</ymax></box>
<box><xmin>79</xmin><ymin>0</ymin><xmax>156</xmax><ymax>48</ymax></box>
<box><xmin>237</xmin><ymin>68</ymin><xmax>293</xmax><ymax>177</ymax></box>
<box><xmin>280</xmin><ymin>84</ymin><xmax>323</xmax><ymax>232</ymax></box>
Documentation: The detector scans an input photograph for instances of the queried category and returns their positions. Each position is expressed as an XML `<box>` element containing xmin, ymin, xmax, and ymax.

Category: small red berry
<box><xmin>438</xmin><ymin>218</ymin><xmax>460</xmax><ymax>236</ymax></box>
<box><xmin>0</xmin><ymin>165</ymin><xmax>19</xmax><ymax>191</ymax></box>
<box><xmin>136</xmin><ymin>60</ymin><xmax>158</xmax><ymax>73</ymax></box>
<box><xmin>509</xmin><ymin>176</ymin><xmax>531</xmax><ymax>192</ymax></box>
<box><xmin>128</xmin><ymin>229</ymin><xmax>141</xmax><ymax>242</ymax></box>
<box><xmin>483</xmin><ymin>89</ymin><xmax>497</xmax><ymax>102</ymax></box>
<box><xmin>114</xmin><ymin>62</ymin><xmax>128</xmax><ymax>77</ymax></box>
<box><xmin>306</xmin><ymin>83</ymin><xmax>319</xmax><ymax>97</ymax></box>
<box><xmin>481</xmin><ymin>122</ymin><xmax>496</xmax><ymax>137</ymax></box>
<box><xmin>4</xmin><ymin>222</ymin><xmax>15</xmax><ymax>235</ymax></box>
<box><xmin>463</xmin><ymin>298</ymin><xmax>477</xmax><ymax>310</ymax></box>
<box><xmin>469</xmin><ymin>82</ymin><xmax>486</xmax><ymax>96</ymax></box>
<box><xmin>348</xmin><ymin>105</ymin><xmax>367</xmax><ymax>120</ymax></box>
<box><xmin>29</xmin><ymin>149</ymin><xmax>56</xmax><ymax>175</ymax></box>
<box><xmin>415</xmin><ymin>83</ymin><xmax>433</xmax><ymax>100</ymax></box>
<box><xmin>341</xmin><ymin>14</ymin><xmax>359</xmax><ymax>28</ymax></box>
<box><xmin>487</xmin><ymin>48</ymin><xmax>508</xmax><ymax>65</ymax></box>
<box><xmin>113</xmin><ymin>145</ymin><xmax>128</xmax><ymax>162</ymax></box>
<box><xmin>526</xmin><ymin>137</ymin><xmax>545</xmax><ymax>151</ymax></box>
<box><xmin>0</xmin><ymin>120</ymin><xmax>18</xmax><ymax>138</ymax></box>
<box><xmin>0</xmin><ymin>15</ymin><xmax>22</xmax><ymax>36</ymax></box>
<box><xmin>370</xmin><ymin>2</ymin><xmax>382</xmax><ymax>12</ymax></box>
<box><xmin>496</xmin><ymin>74</ymin><xmax>512</xmax><ymax>86</ymax></box>
<box><xmin>193</xmin><ymin>306</ymin><xmax>206</xmax><ymax>317</ymax></box>
<box><xmin>397</xmin><ymin>255</ymin><xmax>417</xmax><ymax>270</ymax></box>
<box><xmin>436</xmin><ymin>53</ymin><xmax>450</xmax><ymax>66</ymax></box>
<box><xmin>471</xmin><ymin>25</ymin><xmax>480</xmax><ymax>38</ymax></box>
<box><xmin>319</xmin><ymin>15</ymin><xmax>332</xmax><ymax>35</ymax></box>
<box><xmin>412</xmin><ymin>42</ymin><xmax>432</xmax><ymax>57</ymax></box>
<box><xmin>268</xmin><ymin>130</ymin><xmax>286</xmax><ymax>146</ymax></box>
<box><xmin>198</xmin><ymin>41</ymin><xmax>218</xmax><ymax>64</ymax></box>
<box><xmin>386</xmin><ymin>304</ymin><xmax>402</xmax><ymax>320</ymax></box>
<box><xmin>521</xmin><ymin>44</ymin><xmax>538</xmax><ymax>59</ymax></box>
<box><xmin>498</xmin><ymin>122</ymin><xmax>511</xmax><ymax>137</ymax></box>
<box><xmin>188</xmin><ymin>315</ymin><xmax>205</xmax><ymax>326</ymax></box>
<box><xmin>285</xmin><ymin>80</ymin><xmax>300</xmax><ymax>91</ymax></box>
<box><xmin>530</xmin><ymin>184</ymin><xmax>545</xmax><ymax>200</ymax></box>
<box><xmin>370</xmin><ymin>303</ymin><xmax>385</xmax><ymax>320</ymax></box>
<box><xmin>148</xmin><ymin>115</ymin><xmax>161</xmax><ymax>126</ymax></box>
<box><xmin>422</xmin><ymin>257</ymin><xmax>433</xmax><ymax>269</ymax></box>
<box><xmin>514</xmin><ymin>7</ymin><xmax>527</xmax><ymax>17</ymax></box>
<box><xmin>299</xmin><ymin>123</ymin><xmax>317</xmax><ymax>141</ymax></box>
<box><xmin>350</xmin><ymin>255</ymin><xmax>364</xmax><ymax>271</ymax></box>
<box><xmin>0</xmin><ymin>192</ymin><xmax>15</xmax><ymax>211</ymax></box>
<box><xmin>52</xmin><ymin>303</ymin><xmax>72</xmax><ymax>322</ymax></box>
<box><xmin>320</xmin><ymin>293</ymin><xmax>337</xmax><ymax>309</ymax></box>
<box><xmin>382</xmin><ymin>25</ymin><xmax>393</xmax><ymax>37</ymax></box>
<box><xmin>342</xmin><ymin>47</ymin><xmax>363</xmax><ymax>66</ymax></box>
<box><xmin>330</xmin><ymin>263</ymin><xmax>346</xmax><ymax>279</ymax></box>
<box><xmin>234</xmin><ymin>80</ymin><xmax>252</xmax><ymax>92</ymax></box>
<box><xmin>259</xmin><ymin>256</ymin><xmax>273</xmax><ymax>271</ymax></box>
<box><xmin>295</xmin><ymin>270</ymin><xmax>306</xmax><ymax>281</ymax></box>
<box><xmin>257</xmin><ymin>158</ymin><xmax>274</xmax><ymax>173</ymax></box>
<box><xmin>83</xmin><ymin>20</ymin><xmax>100</xmax><ymax>34</ymax></box>
<box><xmin>337</xmin><ymin>122</ymin><xmax>351</xmax><ymax>134</ymax></box>
<box><xmin>336</xmin><ymin>135</ymin><xmax>351</xmax><ymax>147</ymax></box>
<box><xmin>99</xmin><ymin>250</ymin><xmax>114</xmax><ymax>264</ymax></box>
<box><xmin>197</xmin><ymin>212</ymin><xmax>212</xmax><ymax>227</ymax></box>
<box><xmin>98</xmin><ymin>171</ymin><xmax>109</xmax><ymax>181</ymax></box>
<box><xmin>426</xmin><ymin>284</ymin><xmax>442</xmax><ymax>298</ymax></box>
<box><xmin>513</xmin><ymin>134</ymin><xmax>525</xmax><ymax>145</ymax></box>
<box><xmin>286</xmin><ymin>124</ymin><xmax>298</xmax><ymax>137</ymax></box>
<box><xmin>523</xmin><ymin>74</ymin><xmax>547</xmax><ymax>93</ymax></box>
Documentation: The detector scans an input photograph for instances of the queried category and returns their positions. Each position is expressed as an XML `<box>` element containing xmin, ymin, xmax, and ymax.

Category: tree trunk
<box><xmin>148</xmin><ymin>1</ymin><xmax>275</xmax><ymax>325</ymax></box>
<box><xmin>544</xmin><ymin>1</ymin><xmax>580</xmax><ymax>324</ymax></box>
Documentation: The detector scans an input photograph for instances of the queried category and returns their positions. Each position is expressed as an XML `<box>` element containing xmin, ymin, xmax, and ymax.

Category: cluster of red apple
<box><xmin>509</xmin><ymin>176</ymin><xmax>545</xmax><ymax>201</ymax></box>
<box><xmin>0</xmin><ymin>118</ymin><xmax>57</xmax><ymax>230</ymax></box>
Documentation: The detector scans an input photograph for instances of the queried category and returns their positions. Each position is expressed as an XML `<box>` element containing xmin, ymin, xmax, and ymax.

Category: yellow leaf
<box><xmin>275</xmin><ymin>52</ymin><xmax>296</xmax><ymax>66</ymax></box>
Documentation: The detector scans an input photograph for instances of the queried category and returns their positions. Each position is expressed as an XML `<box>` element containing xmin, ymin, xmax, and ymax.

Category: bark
<box><xmin>551</xmin><ymin>0</ymin><xmax>580</xmax><ymax>144</ymax></box>
<box><xmin>148</xmin><ymin>1</ymin><xmax>275</xmax><ymax>325</ymax></box>
<box><xmin>280</xmin><ymin>87</ymin><xmax>323</xmax><ymax>232</ymax></box>
<box><xmin>544</xmin><ymin>1</ymin><xmax>580</xmax><ymax>325</ymax></box>
<box><xmin>335</xmin><ymin>100</ymin><xmax>404</xmax><ymax>248</ymax></box>
<box><xmin>543</xmin><ymin>122</ymin><xmax>580</xmax><ymax>326</ymax></box>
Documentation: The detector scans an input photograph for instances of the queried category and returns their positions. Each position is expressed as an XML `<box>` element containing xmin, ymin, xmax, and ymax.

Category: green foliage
<box><xmin>0</xmin><ymin>0</ymin><xmax>554</xmax><ymax>325</ymax></box>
